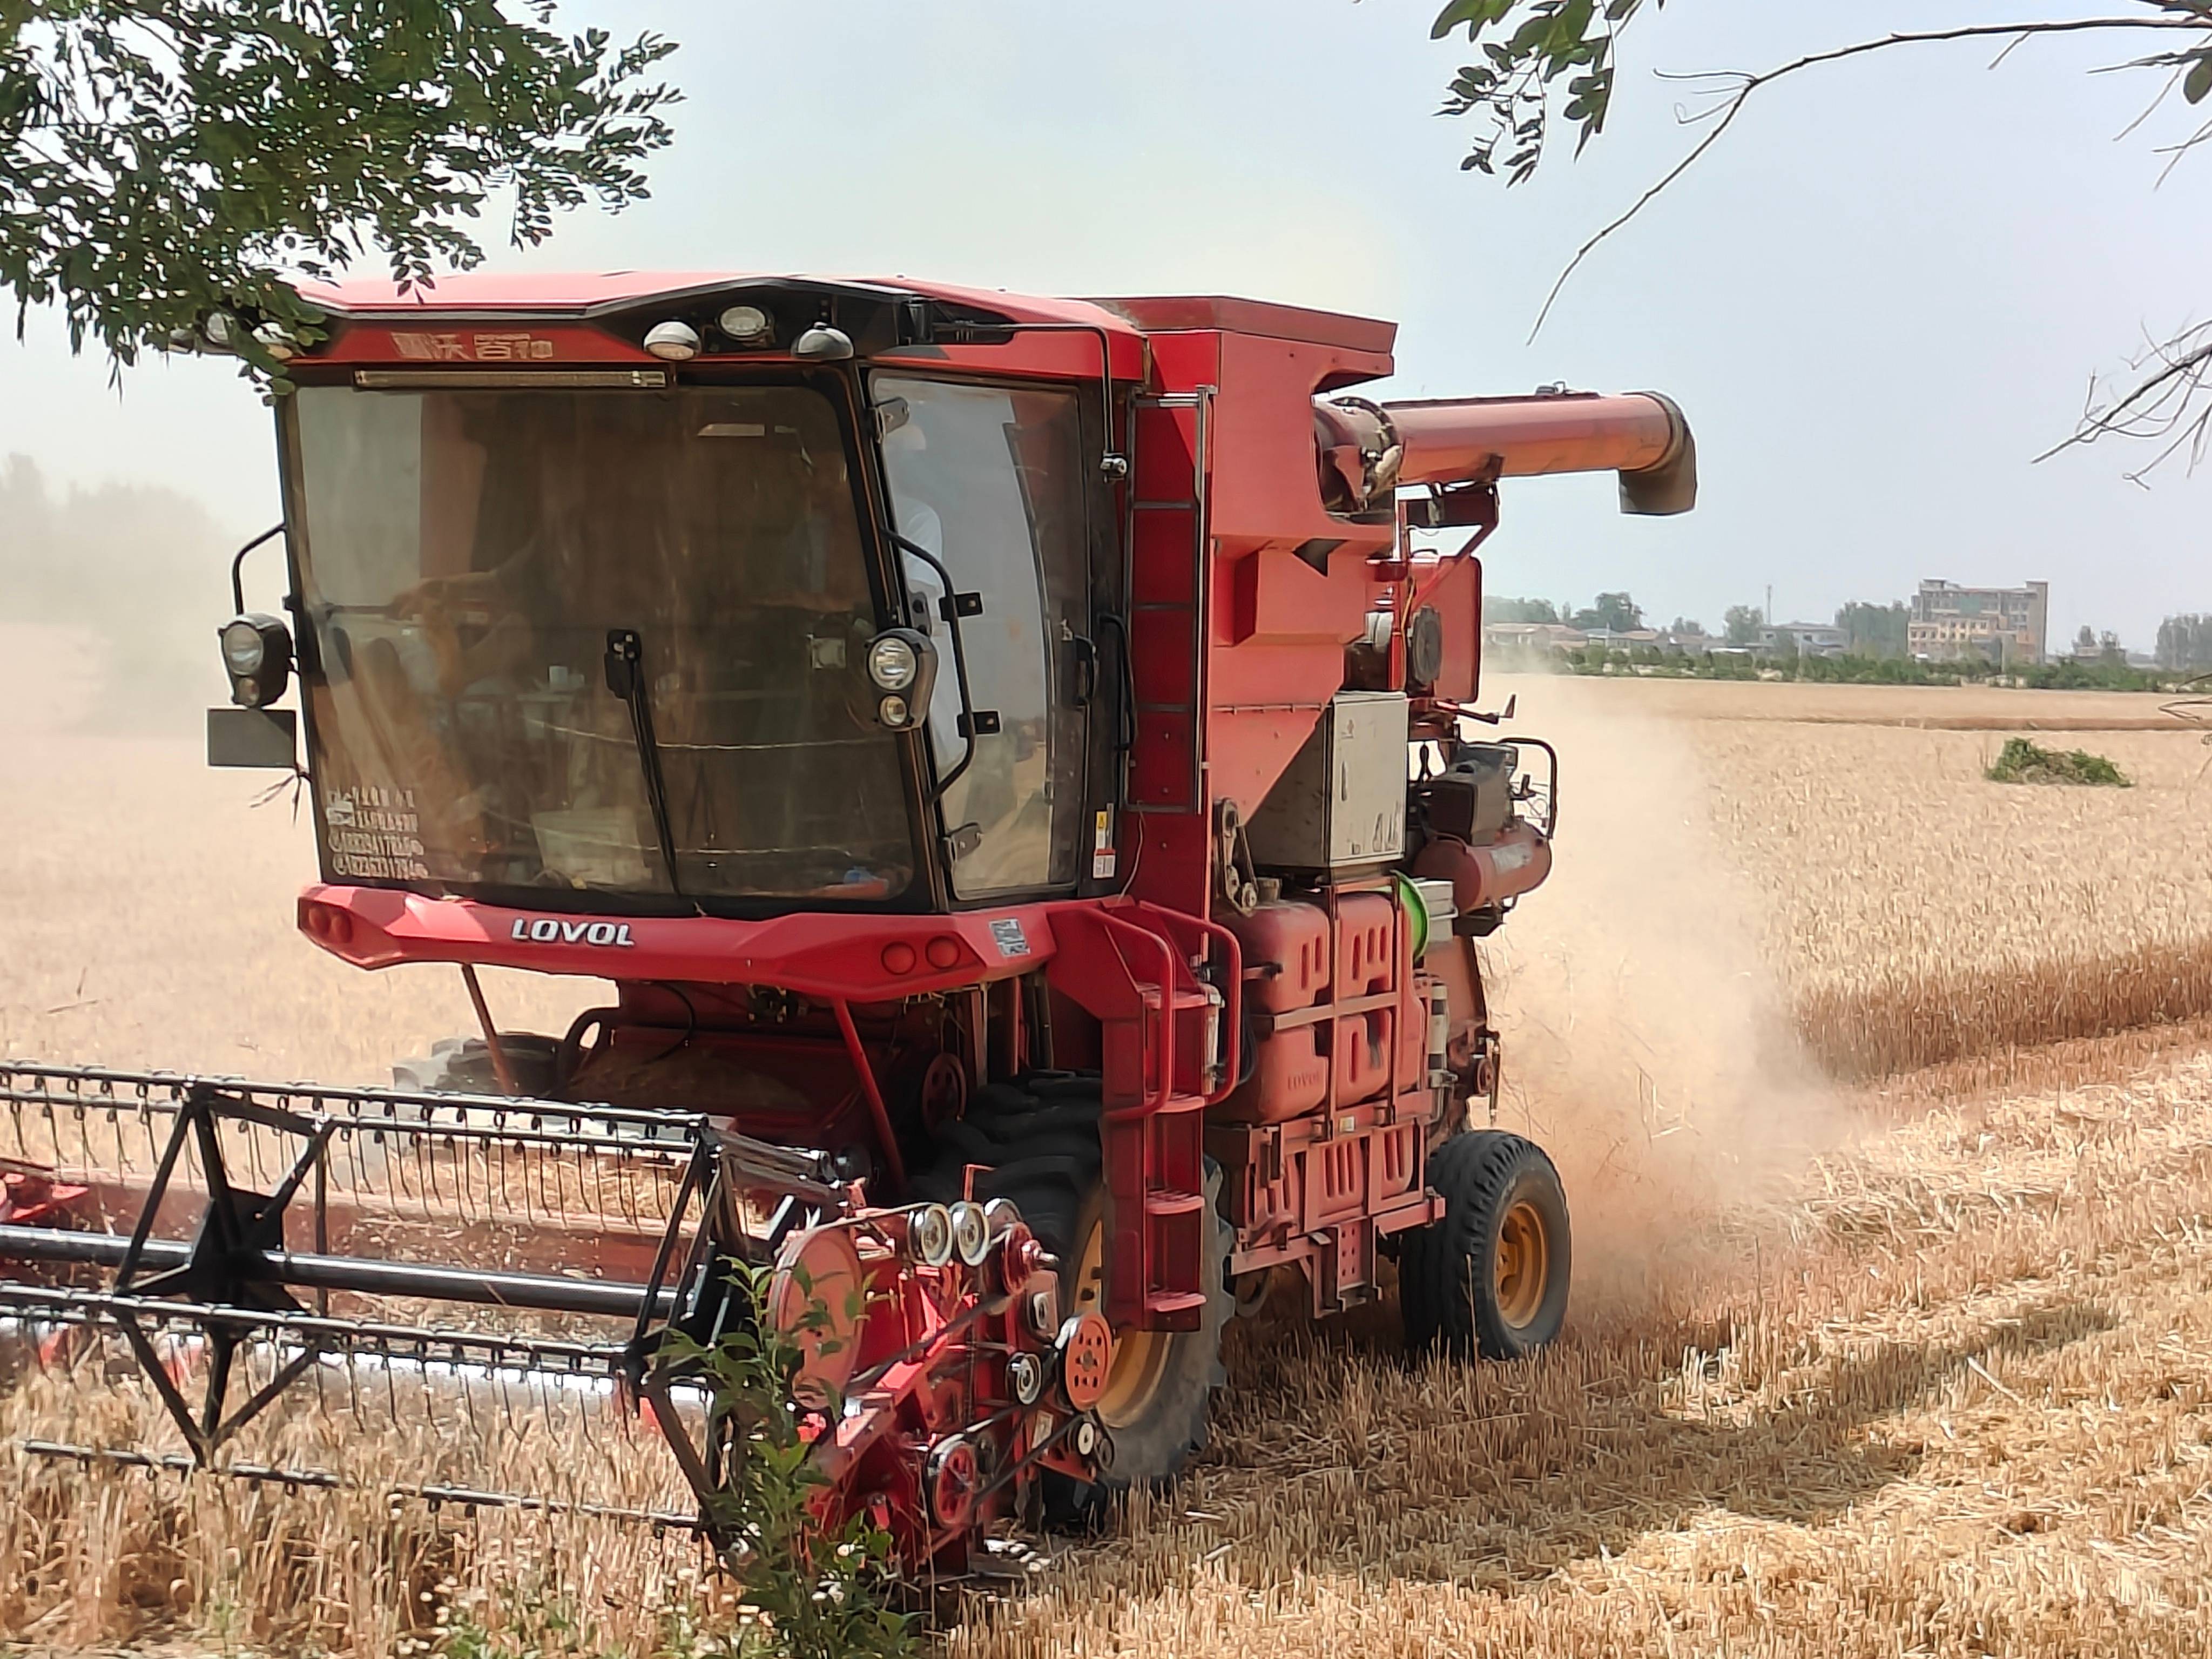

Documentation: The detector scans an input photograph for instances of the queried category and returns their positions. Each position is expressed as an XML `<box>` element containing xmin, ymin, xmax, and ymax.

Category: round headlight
<box><xmin>643</xmin><ymin>320</ymin><xmax>700</xmax><ymax>361</ymax></box>
<box><xmin>878</xmin><ymin>694</ymin><xmax>910</xmax><ymax>727</ymax></box>
<box><xmin>791</xmin><ymin>323</ymin><xmax>855</xmax><ymax>362</ymax></box>
<box><xmin>867</xmin><ymin>635</ymin><xmax>919</xmax><ymax>691</ymax></box>
<box><xmin>219</xmin><ymin>612</ymin><xmax>294</xmax><ymax>710</ymax></box>
<box><xmin>221</xmin><ymin>618</ymin><xmax>268</xmax><ymax>676</ymax></box>
<box><xmin>717</xmin><ymin>304</ymin><xmax>771</xmax><ymax>341</ymax></box>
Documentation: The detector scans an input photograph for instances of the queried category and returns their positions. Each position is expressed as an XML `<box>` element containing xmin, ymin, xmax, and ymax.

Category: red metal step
<box><xmin>1142</xmin><ymin>1289</ymin><xmax>1209</xmax><ymax>1317</ymax></box>
<box><xmin>1141</xmin><ymin>986</ymin><xmax>1218</xmax><ymax>1016</ymax></box>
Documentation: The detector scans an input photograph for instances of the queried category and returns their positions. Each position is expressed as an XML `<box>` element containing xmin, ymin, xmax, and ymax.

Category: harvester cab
<box><xmin>2</xmin><ymin>274</ymin><xmax>1693</xmax><ymax>1576</ymax></box>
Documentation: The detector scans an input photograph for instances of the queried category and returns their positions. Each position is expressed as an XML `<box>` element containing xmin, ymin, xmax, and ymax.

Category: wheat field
<box><xmin>1696</xmin><ymin>699</ymin><xmax>2212</xmax><ymax>1079</ymax></box>
<box><xmin>5</xmin><ymin>672</ymin><xmax>2212</xmax><ymax>1656</ymax></box>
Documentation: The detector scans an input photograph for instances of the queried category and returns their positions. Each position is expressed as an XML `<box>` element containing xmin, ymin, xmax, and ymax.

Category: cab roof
<box><xmin>296</xmin><ymin>272</ymin><xmax>1395</xmax><ymax>354</ymax></box>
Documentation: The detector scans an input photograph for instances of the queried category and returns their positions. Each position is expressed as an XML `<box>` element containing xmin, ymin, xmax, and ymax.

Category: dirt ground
<box><xmin>1519</xmin><ymin>672</ymin><xmax>2204</xmax><ymax>730</ymax></box>
<box><xmin>5</xmin><ymin>667</ymin><xmax>2211</xmax><ymax>1655</ymax></box>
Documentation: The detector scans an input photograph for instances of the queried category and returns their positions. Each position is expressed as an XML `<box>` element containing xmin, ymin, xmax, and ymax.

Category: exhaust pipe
<box><xmin>1314</xmin><ymin>388</ymin><xmax>1697</xmax><ymax>517</ymax></box>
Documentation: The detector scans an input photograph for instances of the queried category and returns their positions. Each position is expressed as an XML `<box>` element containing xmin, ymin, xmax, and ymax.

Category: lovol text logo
<box><xmin>510</xmin><ymin>918</ymin><xmax>636</xmax><ymax>948</ymax></box>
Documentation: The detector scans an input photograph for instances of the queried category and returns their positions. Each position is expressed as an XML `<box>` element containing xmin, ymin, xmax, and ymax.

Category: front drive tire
<box><xmin>1058</xmin><ymin>1161</ymin><xmax>1233</xmax><ymax>1496</ymax></box>
<box><xmin>1400</xmin><ymin>1129</ymin><xmax>1572</xmax><ymax>1361</ymax></box>
<box><xmin>391</xmin><ymin>1033</ymin><xmax>559</xmax><ymax>1098</ymax></box>
<box><xmin>908</xmin><ymin>1073</ymin><xmax>1232</xmax><ymax>1508</ymax></box>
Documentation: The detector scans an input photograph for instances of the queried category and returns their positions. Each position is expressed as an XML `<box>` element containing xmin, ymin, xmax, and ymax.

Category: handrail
<box><xmin>1091</xmin><ymin>911</ymin><xmax>1182</xmax><ymax>1122</ymax></box>
<box><xmin>1129</xmin><ymin>901</ymin><xmax>1244</xmax><ymax>1110</ymax></box>
<box><xmin>885</xmin><ymin>531</ymin><xmax>984</xmax><ymax>799</ymax></box>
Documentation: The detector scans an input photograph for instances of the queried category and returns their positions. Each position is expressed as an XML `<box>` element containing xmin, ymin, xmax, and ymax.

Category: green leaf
<box><xmin>1432</xmin><ymin>0</ymin><xmax>1508</xmax><ymax>42</ymax></box>
<box><xmin>4</xmin><ymin>1</ymin><xmax>681</xmax><ymax>369</ymax></box>
<box><xmin>2187</xmin><ymin>51</ymin><xmax>2212</xmax><ymax>104</ymax></box>
<box><xmin>1437</xmin><ymin>0</ymin><xmax>1667</xmax><ymax>184</ymax></box>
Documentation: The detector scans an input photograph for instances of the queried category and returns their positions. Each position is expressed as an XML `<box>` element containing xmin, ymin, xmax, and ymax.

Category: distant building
<box><xmin>1580</xmin><ymin>627</ymin><xmax>1662</xmax><ymax>655</ymax></box>
<box><xmin>1482</xmin><ymin>622</ymin><xmax>1586</xmax><ymax>655</ymax></box>
<box><xmin>1758</xmin><ymin>622</ymin><xmax>1848</xmax><ymax>657</ymax></box>
<box><xmin>1907</xmin><ymin>579</ymin><xmax>2048</xmax><ymax>665</ymax></box>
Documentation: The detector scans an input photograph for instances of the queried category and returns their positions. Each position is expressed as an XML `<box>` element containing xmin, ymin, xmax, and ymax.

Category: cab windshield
<box><xmin>285</xmin><ymin>382</ymin><xmax>916</xmax><ymax>902</ymax></box>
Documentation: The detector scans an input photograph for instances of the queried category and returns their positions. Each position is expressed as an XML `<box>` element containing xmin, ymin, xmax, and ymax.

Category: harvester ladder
<box><xmin>1123</xmin><ymin>388</ymin><xmax>1211</xmax><ymax>818</ymax></box>
<box><xmin>1045</xmin><ymin>900</ymin><xmax>1240</xmax><ymax>1328</ymax></box>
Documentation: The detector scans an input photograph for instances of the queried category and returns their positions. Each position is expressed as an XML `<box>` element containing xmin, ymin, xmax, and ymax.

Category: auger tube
<box><xmin>1317</xmin><ymin>388</ymin><xmax>1697</xmax><ymax>515</ymax></box>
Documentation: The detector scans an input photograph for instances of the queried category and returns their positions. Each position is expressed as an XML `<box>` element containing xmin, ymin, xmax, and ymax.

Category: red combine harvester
<box><xmin>0</xmin><ymin>275</ymin><xmax>1692</xmax><ymax>1574</ymax></box>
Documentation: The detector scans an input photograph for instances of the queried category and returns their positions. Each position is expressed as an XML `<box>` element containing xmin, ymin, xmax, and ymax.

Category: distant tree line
<box><xmin>1489</xmin><ymin>588</ymin><xmax>2171</xmax><ymax>670</ymax></box>
<box><xmin>2069</xmin><ymin>624</ymin><xmax>2129</xmax><ymax>665</ymax></box>
<box><xmin>2156</xmin><ymin>613</ymin><xmax>2212</xmax><ymax>670</ymax></box>
<box><xmin>1482</xmin><ymin>592</ymin><xmax>1643</xmax><ymax>631</ymax></box>
<box><xmin>1481</xmin><ymin>585</ymin><xmax>2187</xmax><ymax>691</ymax></box>
<box><xmin>1836</xmin><ymin>601</ymin><xmax>1908</xmax><ymax>657</ymax></box>
<box><xmin>1543</xmin><ymin>641</ymin><xmax>2166</xmax><ymax>691</ymax></box>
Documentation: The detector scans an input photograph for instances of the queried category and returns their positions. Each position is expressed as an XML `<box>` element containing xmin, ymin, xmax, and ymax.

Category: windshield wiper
<box><xmin>603</xmin><ymin>628</ymin><xmax>684</xmax><ymax>896</ymax></box>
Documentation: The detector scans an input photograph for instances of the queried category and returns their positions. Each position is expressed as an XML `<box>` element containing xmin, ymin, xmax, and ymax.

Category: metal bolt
<box><xmin>1027</xmin><ymin>1289</ymin><xmax>1057</xmax><ymax>1337</ymax></box>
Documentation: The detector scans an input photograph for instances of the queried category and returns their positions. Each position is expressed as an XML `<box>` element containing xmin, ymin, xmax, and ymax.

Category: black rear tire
<box><xmin>1400</xmin><ymin>1129</ymin><xmax>1571</xmax><ymax>1360</ymax></box>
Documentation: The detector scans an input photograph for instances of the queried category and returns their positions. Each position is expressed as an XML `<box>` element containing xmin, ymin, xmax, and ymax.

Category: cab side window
<box><xmin>875</xmin><ymin>376</ymin><xmax>1088</xmax><ymax>897</ymax></box>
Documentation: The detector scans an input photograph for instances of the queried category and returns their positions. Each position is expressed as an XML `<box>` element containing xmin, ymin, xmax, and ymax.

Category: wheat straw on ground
<box><xmin>7</xmin><ymin>682</ymin><xmax>2212</xmax><ymax>1654</ymax></box>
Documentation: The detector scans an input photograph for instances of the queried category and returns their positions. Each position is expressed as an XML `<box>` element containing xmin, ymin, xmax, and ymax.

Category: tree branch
<box><xmin>2035</xmin><ymin>323</ymin><xmax>2212</xmax><ymax>478</ymax></box>
<box><xmin>1530</xmin><ymin>14</ymin><xmax>2212</xmax><ymax>339</ymax></box>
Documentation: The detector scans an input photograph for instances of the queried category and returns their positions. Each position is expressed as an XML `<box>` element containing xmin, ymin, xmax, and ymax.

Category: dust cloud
<box><xmin>0</xmin><ymin>460</ymin><xmax>599</xmax><ymax>1083</ymax></box>
<box><xmin>0</xmin><ymin>454</ymin><xmax>237</xmax><ymax>736</ymax></box>
<box><xmin>1474</xmin><ymin>673</ymin><xmax>1844</xmax><ymax>1313</ymax></box>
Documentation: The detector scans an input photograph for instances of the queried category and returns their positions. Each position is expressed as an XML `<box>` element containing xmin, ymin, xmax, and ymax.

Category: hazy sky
<box><xmin>3</xmin><ymin>0</ymin><xmax>2206</xmax><ymax>644</ymax></box>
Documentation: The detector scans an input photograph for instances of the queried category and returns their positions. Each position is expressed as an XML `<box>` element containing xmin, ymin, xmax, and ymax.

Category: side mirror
<box><xmin>864</xmin><ymin>628</ymin><xmax>938</xmax><ymax>732</ymax></box>
<box><xmin>219</xmin><ymin>612</ymin><xmax>293</xmax><ymax>708</ymax></box>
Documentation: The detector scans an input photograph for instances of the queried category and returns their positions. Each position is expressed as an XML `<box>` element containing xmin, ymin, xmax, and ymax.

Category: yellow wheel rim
<box><xmin>1494</xmin><ymin>1200</ymin><xmax>1550</xmax><ymax>1329</ymax></box>
<box><xmin>1071</xmin><ymin>1218</ymin><xmax>1176</xmax><ymax>1429</ymax></box>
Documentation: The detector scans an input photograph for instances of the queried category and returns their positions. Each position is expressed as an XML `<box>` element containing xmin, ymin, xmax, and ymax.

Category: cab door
<box><xmin>872</xmin><ymin>375</ymin><xmax>1092</xmax><ymax>900</ymax></box>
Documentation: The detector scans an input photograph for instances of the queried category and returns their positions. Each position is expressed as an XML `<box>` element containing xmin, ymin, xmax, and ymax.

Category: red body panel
<box><xmin>1090</xmin><ymin>294</ymin><xmax>1396</xmax><ymax>359</ymax></box>
<box><xmin>299</xmin><ymin>886</ymin><xmax>1050</xmax><ymax>997</ymax></box>
<box><xmin>298</xmin><ymin>271</ymin><xmax>748</xmax><ymax>310</ymax></box>
<box><xmin>274</xmin><ymin>272</ymin><xmax>1618</xmax><ymax>1332</ymax></box>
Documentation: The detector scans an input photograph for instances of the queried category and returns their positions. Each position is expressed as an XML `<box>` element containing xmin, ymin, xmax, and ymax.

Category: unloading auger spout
<box><xmin>1314</xmin><ymin>388</ymin><xmax>1698</xmax><ymax>516</ymax></box>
